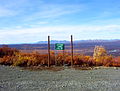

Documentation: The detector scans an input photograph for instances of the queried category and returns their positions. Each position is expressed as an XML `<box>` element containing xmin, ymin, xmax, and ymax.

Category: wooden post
<box><xmin>48</xmin><ymin>36</ymin><xmax>50</xmax><ymax>67</ymax></box>
<box><xmin>71</xmin><ymin>35</ymin><xmax>73</xmax><ymax>67</ymax></box>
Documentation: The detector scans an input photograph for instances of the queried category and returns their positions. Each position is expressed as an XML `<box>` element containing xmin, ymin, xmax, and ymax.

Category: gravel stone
<box><xmin>0</xmin><ymin>65</ymin><xmax>120</xmax><ymax>91</ymax></box>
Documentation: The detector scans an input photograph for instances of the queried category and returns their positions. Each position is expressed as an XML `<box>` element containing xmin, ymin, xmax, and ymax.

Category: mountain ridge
<box><xmin>37</xmin><ymin>39</ymin><xmax>120</xmax><ymax>44</ymax></box>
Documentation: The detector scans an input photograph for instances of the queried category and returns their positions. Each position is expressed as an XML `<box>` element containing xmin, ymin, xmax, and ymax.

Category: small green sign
<box><xmin>55</xmin><ymin>43</ymin><xmax>65</xmax><ymax>50</ymax></box>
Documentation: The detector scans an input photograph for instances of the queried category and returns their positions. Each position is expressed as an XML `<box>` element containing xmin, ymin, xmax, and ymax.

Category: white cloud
<box><xmin>0</xmin><ymin>24</ymin><xmax>120</xmax><ymax>44</ymax></box>
<box><xmin>0</xmin><ymin>24</ymin><xmax>120</xmax><ymax>36</ymax></box>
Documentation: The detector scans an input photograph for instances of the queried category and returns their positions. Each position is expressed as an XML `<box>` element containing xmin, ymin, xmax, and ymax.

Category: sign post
<box><xmin>48</xmin><ymin>36</ymin><xmax>50</xmax><ymax>67</ymax></box>
<box><xmin>71</xmin><ymin>35</ymin><xmax>73</xmax><ymax>67</ymax></box>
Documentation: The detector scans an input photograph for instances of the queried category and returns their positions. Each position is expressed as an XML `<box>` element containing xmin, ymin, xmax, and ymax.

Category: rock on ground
<box><xmin>0</xmin><ymin>65</ymin><xmax>120</xmax><ymax>91</ymax></box>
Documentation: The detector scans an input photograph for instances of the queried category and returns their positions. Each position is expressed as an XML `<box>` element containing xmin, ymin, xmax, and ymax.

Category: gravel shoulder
<box><xmin>0</xmin><ymin>65</ymin><xmax>120</xmax><ymax>91</ymax></box>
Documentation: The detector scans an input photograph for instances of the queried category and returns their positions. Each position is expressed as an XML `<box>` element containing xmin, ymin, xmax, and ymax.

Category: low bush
<box><xmin>0</xmin><ymin>46</ymin><xmax>120</xmax><ymax>67</ymax></box>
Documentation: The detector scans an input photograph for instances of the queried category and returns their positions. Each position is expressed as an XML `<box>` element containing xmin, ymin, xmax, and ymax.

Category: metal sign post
<box><xmin>71</xmin><ymin>35</ymin><xmax>73</xmax><ymax>67</ymax></box>
<box><xmin>48</xmin><ymin>36</ymin><xmax>50</xmax><ymax>67</ymax></box>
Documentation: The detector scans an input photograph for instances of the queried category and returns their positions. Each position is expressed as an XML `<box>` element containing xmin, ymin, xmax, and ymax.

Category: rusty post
<box><xmin>71</xmin><ymin>35</ymin><xmax>73</xmax><ymax>67</ymax></box>
<box><xmin>48</xmin><ymin>36</ymin><xmax>50</xmax><ymax>67</ymax></box>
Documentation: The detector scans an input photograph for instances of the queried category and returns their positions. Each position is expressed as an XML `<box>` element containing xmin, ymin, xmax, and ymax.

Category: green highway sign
<box><xmin>55</xmin><ymin>43</ymin><xmax>65</xmax><ymax>50</ymax></box>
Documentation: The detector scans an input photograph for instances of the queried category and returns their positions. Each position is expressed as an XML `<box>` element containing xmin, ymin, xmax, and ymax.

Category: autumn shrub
<box><xmin>0</xmin><ymin>46</ymin><xmax>19</xmax><ymax>57</ymax></box>
<box><xmin>112</xmin><ymin>57</ymin><xmax>120</xmax><ymax>67</ymax></box>
<box><xmin>82</xmin><ymin>56</ymin><xmax>94</xmax><ymax>67</ymax></box>
<box><xmin>13</xmin><ymin>53</ymin><xmax>29</xmax><ymax>66</ymax></box>
<box><xmin>102</xmin><ymin>55</ymin><xmax>113</xmax><ymax>66</ymax></box>
<box><xmin>64</xmin><ymin>56</ymin><xmax>71</xmax><ymax>65</ymax></box>
<box><xmin>55</xmin><ymin>53</ymin><xmax>64</xmax><ymax>65</ymax></box>
<box><xmin>1</xmin><ymin>46</ymin><xmax>120</xmax><ymax>67</ymax></box>
<box><xmin>93</xmin><ymin>46</ymin><xmax>113</xmax><ymax>66</ymax></box>
<box><xmin>0</xmin><ymin>46</ymin><xmax>19</xmax><ymax>65</ymax></box>
<box><xmin>73</xmin><ymin>55</ymin><xmax>94</xmax><ymax>66</ymax></box>
<box><xmin>63</xmin><ymin>54</ymin><xmax>94</xmax><ymax>67</ymax></box>
<box><xmin>0</xmin><ymin>56</ymin><xmax>17</xmax><ymax>65</ymax></box>
<box><xmin>12</xmin><ymin>52</ymin><xmax>49</xmax><ymax>66</ymax></box>
<box><xmin>73</xmin><ymin>55</ymin><xmax>84</xmax><ymax>65</ymax></box>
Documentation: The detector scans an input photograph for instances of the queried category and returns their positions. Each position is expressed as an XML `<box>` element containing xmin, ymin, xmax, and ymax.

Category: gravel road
<box><xmin>0</xmin><ymin>65</ymin><xmax>120</xmax><ymax>91</ymax></box>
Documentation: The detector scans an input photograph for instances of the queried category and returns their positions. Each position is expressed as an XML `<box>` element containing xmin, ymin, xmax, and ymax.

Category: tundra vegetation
<box><xmin>0</xmin><ymin>45</ymin><xmax>120</xmax><ymax>67</ymax></box>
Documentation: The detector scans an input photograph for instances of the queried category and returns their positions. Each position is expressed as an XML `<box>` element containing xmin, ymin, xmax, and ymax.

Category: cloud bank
<box><xmin>0</xmin><ymin>24</ymin><xmax>120</xmax><ymax>44</ymax></box>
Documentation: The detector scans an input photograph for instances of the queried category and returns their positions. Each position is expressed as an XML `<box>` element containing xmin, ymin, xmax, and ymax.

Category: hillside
<box><xmin>0</xmin><ymin>40</ymin><xmax>120</xmax><ymax>56</ymax></box>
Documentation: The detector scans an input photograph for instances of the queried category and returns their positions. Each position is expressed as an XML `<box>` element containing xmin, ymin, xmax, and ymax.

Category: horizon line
<box><xmin>0</xmin><ymin>39</ymin><xmax>120</xmax><ymax>45</ymax></box>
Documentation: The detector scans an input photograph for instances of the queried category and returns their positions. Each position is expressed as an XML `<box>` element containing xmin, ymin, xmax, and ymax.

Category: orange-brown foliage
<box><xmin>0</xmin><ymin>46</ymin><xmax>120</xmax><ymax>67</ymax></box>
<box><xmin>0</xmin><ymin>46</ymin><xmax>19</xmax><ymax>57</ymax></box>
<box><xmin>111</xmin><ymin>57</ymin><xmax>120</xmax><ymax>67</ymax></box>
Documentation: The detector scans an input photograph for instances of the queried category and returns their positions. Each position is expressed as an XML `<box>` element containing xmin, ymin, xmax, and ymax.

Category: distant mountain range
<box><xmin>37</xmin><ymin>40</ymin><xmax>69</xmax><ymax>44</ymax></box>
<box><xmin>1</xmin><ymin>39</ymin><xmax>120</xmax><ymax>56</ymax></box>
<box><xmin>37</xmin><ymin>39</ymin><xmax>120</xmax><ymax>44</ymax></box>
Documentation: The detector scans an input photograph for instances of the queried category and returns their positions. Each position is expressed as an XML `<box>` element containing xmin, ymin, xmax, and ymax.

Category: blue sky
<box><xmin>0</xmin><ymin>0</ymin><xmax>120</xmax><ymax>44</ymax></box>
